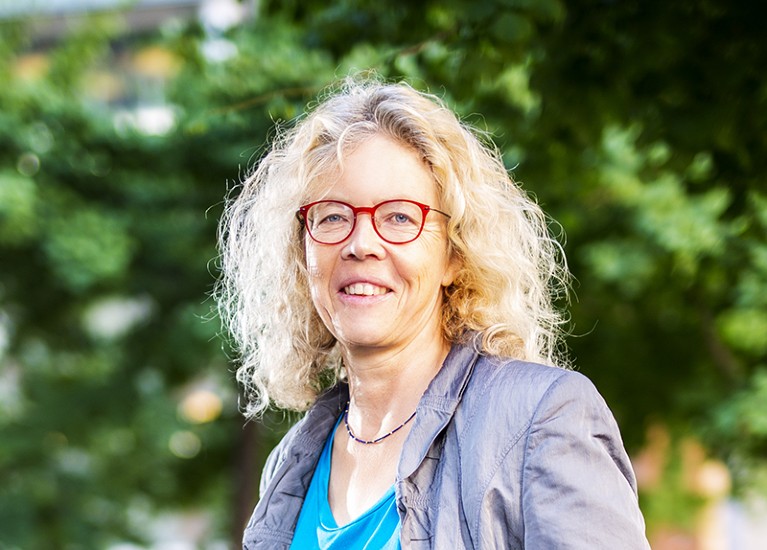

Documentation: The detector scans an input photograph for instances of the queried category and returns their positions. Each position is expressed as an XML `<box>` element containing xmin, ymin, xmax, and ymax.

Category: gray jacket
<box><xmin>243</xmin><ymin>341</ymin><xmax>651</xmax><ymax>549</ymax></box>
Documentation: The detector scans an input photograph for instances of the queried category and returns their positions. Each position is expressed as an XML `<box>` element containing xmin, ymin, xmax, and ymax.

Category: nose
<box><xmin>342</xmin><ymin>212</ymin><xmax>386</xmax><ymax>260</ymax></box>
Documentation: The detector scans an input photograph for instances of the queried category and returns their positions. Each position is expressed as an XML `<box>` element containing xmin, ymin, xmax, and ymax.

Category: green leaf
<box><xmin>718</xmin><ymin>309</ymin><xmax>767</xmax><ymax>356</ymax></box>
<box><xmin>0</xmin><ymin>170</ymin><xmax>38</xmax><ymax>244</ymax></box>
<box><xmin>42</xmin><ymin>207</ymin><xmax>134</xmax><ymax>292</ymax></box>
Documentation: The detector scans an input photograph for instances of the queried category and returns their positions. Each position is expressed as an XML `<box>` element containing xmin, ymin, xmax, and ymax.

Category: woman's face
<box><xmin>304</xmin><ymin>134</ymin><xmax>458</xmax><ymax>355</ymax></box>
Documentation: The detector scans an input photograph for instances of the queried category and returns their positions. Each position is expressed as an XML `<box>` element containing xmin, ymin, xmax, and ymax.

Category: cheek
<box><xmin>304</xmin><ymin>241</ymin><xmax>321</xmax><ymax>278</ymax></box>
<box><xmin>407</xmin><ymin>240</ymin><xmax>453</xmax><ymax>289</ymax></box>
<box><xmin>305</xmin><ymin>256</ymin><xmax>320</xmax><ymax>279</ymax></box>
<box><xmin>304</xmin><ymin>246</ymin><xmax>330</xmax><ymax>299</ymax></box>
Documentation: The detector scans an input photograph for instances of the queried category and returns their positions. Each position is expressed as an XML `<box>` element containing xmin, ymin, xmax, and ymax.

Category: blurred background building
<box><xmin>1</xmin><ymin>0</ymin><xmax>205</xmax><ymax>43</ymax></box>
<box><xmin>3</xmin><ymin>0</ymin><xmax>253</xmax><ymax>135</ymax></box>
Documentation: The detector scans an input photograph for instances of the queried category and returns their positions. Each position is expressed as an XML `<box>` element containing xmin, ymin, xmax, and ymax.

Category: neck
<box><xmin>341</xmin><ymin>331</ymin><xmax>451</xmax><ymax>428</ymax></box>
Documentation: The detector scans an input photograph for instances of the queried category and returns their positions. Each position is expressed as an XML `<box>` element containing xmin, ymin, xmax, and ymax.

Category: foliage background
<box><xmin>1</xmin><ymin>0</ymin><xmax>765</xmax><ymax>547</ymax></box>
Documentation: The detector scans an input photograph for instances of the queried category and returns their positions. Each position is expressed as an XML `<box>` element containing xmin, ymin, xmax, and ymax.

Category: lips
<box><xmin>342</xmin><ymin>283</ymin><xmax>390</xmax><ymax>296</ymax></box>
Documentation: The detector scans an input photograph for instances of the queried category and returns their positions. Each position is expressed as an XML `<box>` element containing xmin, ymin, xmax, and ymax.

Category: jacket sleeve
<box><xmin>259</xmin><ymin>441</ymin><xmax>285</xmax><ymax>499</ymax></box>
<box><xmin>520</xmin><ymin>371</ymin><xmax>651</xmax><ymax>549</ymax></box>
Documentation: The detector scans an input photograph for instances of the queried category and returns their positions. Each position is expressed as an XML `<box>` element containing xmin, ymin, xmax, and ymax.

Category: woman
<box><xmin>217</xmin><ymin>79</ymin><xmax>651</xmax><ymax>549</ymax></box>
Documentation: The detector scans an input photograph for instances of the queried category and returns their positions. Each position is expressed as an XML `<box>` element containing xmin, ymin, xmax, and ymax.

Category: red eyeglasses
<box><xmin>296</xmin><ymin>199</ymin><xmax>450</xmax><ymax>245</ymax></box>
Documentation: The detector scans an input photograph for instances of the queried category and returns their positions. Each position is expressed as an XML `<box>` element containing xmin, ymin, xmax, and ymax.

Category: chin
<box><xmin>335</xmin><ymin>328</ymin><xmax>392</xmax><ymax>349</ymax></box>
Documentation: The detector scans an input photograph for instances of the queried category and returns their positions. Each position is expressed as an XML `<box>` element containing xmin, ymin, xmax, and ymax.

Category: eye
<box><xmin>309</xmin><ymin>202</ymin><xmax>352</xmax><ymax>228</ymax></box>
<box><xmin>382</xmin><ymin>210</ymin><xmax>418</xmax><ymax>226</ymax></box>
<box><xmin>319</xmin><ymin>213</ymin><xmax>347</xmax><ymax>225</ymax></box>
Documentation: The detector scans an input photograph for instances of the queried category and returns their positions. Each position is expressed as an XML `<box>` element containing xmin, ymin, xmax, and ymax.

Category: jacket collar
<box><xmin>398</xmin><ymin>338</ymin><xmax>481</xmax><ymax>479</ymax></box>
<box><xmin>288</xmin><ymin>382</ymin><xmax>349</xmax><ymax>462</ymax></box>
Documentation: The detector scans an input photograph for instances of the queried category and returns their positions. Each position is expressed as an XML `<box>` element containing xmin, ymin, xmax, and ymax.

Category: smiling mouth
<box><xmin>342</xmin><ymin>283</ymin><xmax>389</xmax><ymax>296</ymax></box>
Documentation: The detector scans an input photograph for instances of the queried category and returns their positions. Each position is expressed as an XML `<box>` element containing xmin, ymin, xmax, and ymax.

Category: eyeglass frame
<box><xmin>296</xmin><ymin>199</ymin><xmax>451</xmax><ymax>245</ymax></box>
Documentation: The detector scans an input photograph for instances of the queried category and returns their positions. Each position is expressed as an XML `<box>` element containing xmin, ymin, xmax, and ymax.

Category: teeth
<box><xmin>344</xmin><ymin>283</ymin><xmax>388</xmax><ymax>296</ymax></box>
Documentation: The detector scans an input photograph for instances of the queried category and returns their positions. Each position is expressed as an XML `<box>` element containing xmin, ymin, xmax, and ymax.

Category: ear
<box><xmin>441</xmin><ymin>250</ymin><xmax>462</xmax><ymax>287</ymax></box>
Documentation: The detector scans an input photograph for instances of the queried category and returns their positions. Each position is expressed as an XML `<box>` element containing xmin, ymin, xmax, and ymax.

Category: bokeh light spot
<box><xmin>179</xmin><ymin>389</ymin><xmax>223</xmax><ymax>424</ymax></box>
<box><xmin>169</xmin><ymin>431</ymin><xmax>201</xmax><ymax>459</ymax></box>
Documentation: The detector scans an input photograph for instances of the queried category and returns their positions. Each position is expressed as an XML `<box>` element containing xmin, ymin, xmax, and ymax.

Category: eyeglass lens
<box><xmin>305</xmin><ymin>201</ymin><xmax>424</xmax><ymax>244</ymax></box>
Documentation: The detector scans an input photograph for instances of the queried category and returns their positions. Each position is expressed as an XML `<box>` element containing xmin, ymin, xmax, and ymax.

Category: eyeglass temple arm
<box><xmin>428</xmin><ymin>207</ymin><xmax>451</xmax><ymax>219</ymax></box>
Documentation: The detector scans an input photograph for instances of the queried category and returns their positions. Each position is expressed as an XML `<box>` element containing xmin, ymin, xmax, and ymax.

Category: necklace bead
<box><xmin>343</xmin><ymin>401</ymin><xmax>417</xmax><ymax>445</ymax></box>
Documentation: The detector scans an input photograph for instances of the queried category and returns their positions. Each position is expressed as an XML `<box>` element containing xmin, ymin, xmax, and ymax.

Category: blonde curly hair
<box><xmin>217</xmin><ymin>78</ymin><xmax>570</xmax><ymax>416</ymax></box>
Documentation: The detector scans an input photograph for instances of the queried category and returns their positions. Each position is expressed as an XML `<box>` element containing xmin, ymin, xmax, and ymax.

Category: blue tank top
<box><xmin>289</xmin><ymin>415</ymin><xmax>402</xmax><ymax>549</ymax></box>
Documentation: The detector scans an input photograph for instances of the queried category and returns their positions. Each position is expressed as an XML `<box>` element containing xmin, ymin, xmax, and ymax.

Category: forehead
<box><xmin>306</xmin><ymin>134</ymin><xmax>440</xmax><ymax>205</ymax></box>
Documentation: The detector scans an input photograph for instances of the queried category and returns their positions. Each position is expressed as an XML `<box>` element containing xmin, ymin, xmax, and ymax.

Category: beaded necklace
<box><xmin>343</xmin><ymin>401</ymin><xmax>417</xmax><ymax>445</ymax></box>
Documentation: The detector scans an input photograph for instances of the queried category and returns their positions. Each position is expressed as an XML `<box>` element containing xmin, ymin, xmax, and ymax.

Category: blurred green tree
<box><xmin>1</xmin><ymin>0</ymin><xmax>765</xmax><ymax>546</ymax></box>
<box><xmin>0</xmin><ymin>14</ymin><xmax>260</xmax><ymax>548</ymax></box>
